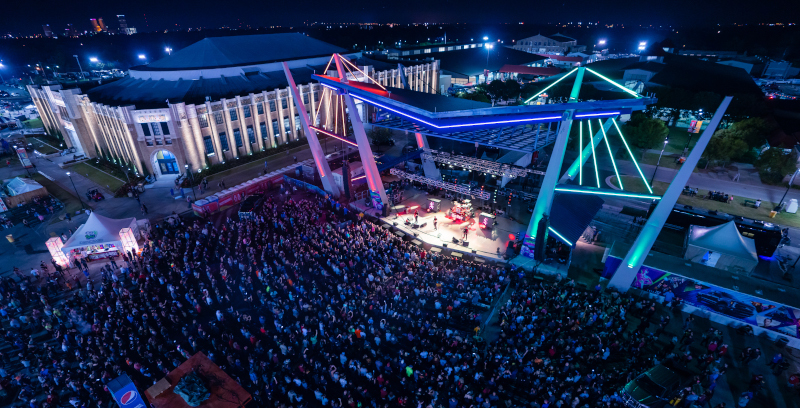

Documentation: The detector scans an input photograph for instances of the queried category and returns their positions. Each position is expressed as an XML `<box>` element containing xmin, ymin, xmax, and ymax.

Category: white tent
<box><xmin>61</xmin><ymin>212</ymin><xmax>138</xmax><ymax>255</ymax></box>
<box><xmin>684</xmin><ymin>221</ymin><xmax>759</xmax><ymax>274</ymax></box>
<box><xmin>6</xmin><ymin>177</ymin><xmax>44</xmax><ymax>196</ymax></box>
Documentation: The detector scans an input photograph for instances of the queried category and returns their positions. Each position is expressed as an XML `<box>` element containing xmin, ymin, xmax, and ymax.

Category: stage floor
<box><xmin>355</xmin><ymin>188</ymin><xmax>527</xmax><ymax>260</ymax></box>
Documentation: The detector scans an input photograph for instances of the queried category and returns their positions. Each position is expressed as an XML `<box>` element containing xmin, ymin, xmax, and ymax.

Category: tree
<box><xmin>458</xmin><ymin>91</ymin><xmax>490</xmax><ymax>103</ymax></box>
<box><xmin>755</xmin><ymin>147</ymin><xmax>797</xmax><ymax>185</ymax></box>
<box><xmin>484</xmin><ymin>80</ymin><xmax>507</xmax><ymax>103</ymax></box>
<box><xmin>502</xmin><ymin>80</ymin><xmax>522</xmax><ymax>102</ymax></box>
<box><xmin>367</xmin><ymin>127</ymin><xmax>393</xmax><ymax>146</ymax></box>
<box><xmin>723</xmin><ymin>117</ymin><xmax>775</xmax><ymax>150</ymax></box>
<box><xmin>623</xmin><ymin>113</ymin><xmax>669</xmax><ymax>152</ymax></box>
<box><xmin>703</xmin><ymin>129</ymin><xmax>749</xmax><ymax>168</ymax></box>
<box><xmin>483</xmin><ymin>79</ymin><xmax>522</xmax><ymax>103</ymax></box>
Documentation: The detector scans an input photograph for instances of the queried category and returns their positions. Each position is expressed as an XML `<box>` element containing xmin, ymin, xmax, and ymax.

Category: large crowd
<box><xmin>0</xmin><ymin>189</ymin><xmax>743</xmax><ymax>408</ymax></box>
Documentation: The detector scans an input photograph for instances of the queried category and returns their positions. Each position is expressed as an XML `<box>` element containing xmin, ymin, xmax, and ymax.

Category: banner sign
<box><xmin>370</xmin><ymin>190</ymin><xmax>384</xmax><ymax>211</ymax></box>
<box><xmin>688</xmin><ymin>120</ymin><xmax>703</xmax><ymax>133</ymax></box>
<box><xmin>603</xmin><ymin>256</ymin><xmax>800</xmax><ymax>338</ymax></box>
<box><xmin>16</xmin><ymin>148</ymin><xmax>33</xmax><ymax>168</ymax></box>
<box><xmin>108</xmin><ymin>374</ymin><xmax>146</xmax><ymax>408</ymax></box>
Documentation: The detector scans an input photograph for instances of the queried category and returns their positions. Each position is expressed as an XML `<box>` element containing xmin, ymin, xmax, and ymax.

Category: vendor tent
<box><xmin>61</xmin><ymin>212</ymin><xmax>138</xmax><ymax>255</ymax></box>
<box><xmin>6</xmin><ymin>177</ymin><xmax>44</xmax><ymax>196</ymax></box>
<box><xmin>684</xmin><ymin>221</ymin><xmax>758</xmax><ymax>274</ymax></box>
<box><xmin>3</xmin><ymin>177</ymin><xmax>47</xmax><ymax>207</ymax></box>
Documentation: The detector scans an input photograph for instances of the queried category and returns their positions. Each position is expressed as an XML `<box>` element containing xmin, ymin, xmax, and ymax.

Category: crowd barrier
<box><xmin>282</xmin><ymin>175</ymin><xmax>328</xmax><ymax>197</ymax></box>
<box><xmin>191</xmin><ymin>173</ymin><xmax>283</xmax><ymax>217</ymax></box>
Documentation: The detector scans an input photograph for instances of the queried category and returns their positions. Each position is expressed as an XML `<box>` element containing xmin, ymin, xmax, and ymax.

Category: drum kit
<box><xmin>447</xmin><ymin>199</ymin><xmax>475</xmax><ymax>221</ymax></box>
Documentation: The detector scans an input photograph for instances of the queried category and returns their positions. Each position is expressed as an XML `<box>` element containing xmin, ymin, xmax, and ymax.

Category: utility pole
<box><xmin>73</xmin><ymin>55</ymin><xmax>85</xmax><ymax>80</ymax></box>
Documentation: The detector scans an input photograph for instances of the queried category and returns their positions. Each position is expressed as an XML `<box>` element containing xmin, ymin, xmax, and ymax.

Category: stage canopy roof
<box><xmin>61</xmin><ymin>212</ymin><xmax>137</xmax><ymax>254</ymax></box>
<box><xmin>685</xmin><ymin>221</ymin><xmax>758</xmax><ymax>273</ymax></box>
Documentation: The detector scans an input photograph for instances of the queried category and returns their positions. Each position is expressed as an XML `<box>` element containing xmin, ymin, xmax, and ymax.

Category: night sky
<box><xmin>5</xmin><ymin>0</ymin><xmax>796</xmax><ymax>36</ymax></box>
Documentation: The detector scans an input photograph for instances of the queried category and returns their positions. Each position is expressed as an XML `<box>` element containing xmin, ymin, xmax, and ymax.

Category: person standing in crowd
<box><xmin>0</xmin><ymin>191</ymin><xmax>767</xmax><ymax>408</ymax></box>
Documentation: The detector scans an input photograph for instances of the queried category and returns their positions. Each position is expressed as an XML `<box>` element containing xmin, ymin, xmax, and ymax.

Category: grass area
<box><xmin>22</xmin><ymin>118</ymin><xmax>43</xmax><ymax>129</ymax></box>
<box><xmin>1</xmin><ymin>154</ymin><xmax>21</xmax><ymax>168</ymax></box>
<box><xmin>200</xmin><ymin>141</ymin><xmax>316</xmax><ymax>183</ymax></box>
<box><xmin>663</xmin><ymin>126</ymin><xmax>699</xmax><ymax>155</ymax></box>
<box><xmin>30</xmin><ymin>173</ymin><xmax>84</xmax><ymax>217</ymax></box>
<box><xmin>28</xmin><ymin>137</ymin><xmax>59</xmax><ymax>154</ymax></box>
<box><xmin>613</xmin><ymin>175</ymin><xmax>800</xmax><ymax>228</ymax></box>
<box><xmin>36</xmin><ymin>133</ymin><xmax>67</xmax><ymax>148</ymax></box>
<box><xmin>639</xmin><ymin>151</ymin><xmax>682</xmax><ymax>168</ymax></box>
<box><xmin>203</xmin><ymin>157</ymin><xmax>270</xmax><ymax>183</ymax></box>
<box><xmin>69</xmin><ymin>162</ymin><xmax>125</xmax><ymax>192</ymax></box>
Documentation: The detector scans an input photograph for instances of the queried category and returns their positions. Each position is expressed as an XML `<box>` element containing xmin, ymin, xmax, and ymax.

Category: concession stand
<box><xmin>60</xmin><ymin>212</ymin><xmax>139</xmax><ymax>263</ymax></box>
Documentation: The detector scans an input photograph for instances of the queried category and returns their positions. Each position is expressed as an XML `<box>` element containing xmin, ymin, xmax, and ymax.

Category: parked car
<box><xmin>621</xmin><ymin>365</ymin><xmax>684</xmax><ymax>408</ymax></box>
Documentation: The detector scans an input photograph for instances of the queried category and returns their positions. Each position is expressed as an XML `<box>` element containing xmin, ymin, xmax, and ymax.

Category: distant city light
<box><xmin>138</xmin><ymin>54</ymin><xmax>146</xmax><ymax>59</ymax></box>
<box><xmin>483</xmin><ymin>36</ymin><xmax>488</xmax><ymax>40</ymax></box>
<box><xmin>598</xmin><ymin>39</ymin><xmax>606</xmax><ymax>45</ymax></box>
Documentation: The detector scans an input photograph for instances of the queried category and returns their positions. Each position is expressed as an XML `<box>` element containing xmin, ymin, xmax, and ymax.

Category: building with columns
<box><xmin>28</xmin><ymin>33</ymin><xmax>438</xmax><ymax>177</ymax></box>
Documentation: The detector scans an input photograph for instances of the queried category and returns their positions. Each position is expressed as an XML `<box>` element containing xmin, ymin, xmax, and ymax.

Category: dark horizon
<box><xmin>4</xmin><ymin>0</ymin><xmax>797</xmax><ymax>36</ymax></box>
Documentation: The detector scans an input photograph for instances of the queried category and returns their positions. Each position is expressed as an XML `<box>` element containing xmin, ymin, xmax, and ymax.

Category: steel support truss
<box><xmin>371</xmin><ymin>117</ymin><xmax>560</xmax><ymax>152</ymax></box>
<box><xmin>422</xmin><ymin>149</ymin><xmax>545</xmax><ymax>178</ymax></box>
<box><xmin>389</xmin><ymin>168</ymin><xmax>491</xmax><ymax>200</ymax></box>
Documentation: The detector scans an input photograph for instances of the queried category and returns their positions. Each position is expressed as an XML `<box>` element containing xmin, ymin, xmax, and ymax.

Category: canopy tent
<box><xmin>684</xmin><ymin>221</ymin><xmax>758</xmax><ymax>274</ymax></box>
<box><xmin>61</xmin><ymin>212</ymin><xmax>138</xmax><ymax>255</ymax></box>
<box><xmin>3</xmin><ymin>177</ymin><xmax>47</xmax><ymax>207</ymax></box>
<box><xmin>6</xmin><ymin>177</ymin><xmax>44</xmax><ymax>196</ymax></box>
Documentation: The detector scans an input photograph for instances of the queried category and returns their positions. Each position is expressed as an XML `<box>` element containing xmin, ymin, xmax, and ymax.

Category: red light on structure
<box><xmin>509</xmin><ymin>234</ymin><xmax>516</xmax><ymax>241</ymax></box>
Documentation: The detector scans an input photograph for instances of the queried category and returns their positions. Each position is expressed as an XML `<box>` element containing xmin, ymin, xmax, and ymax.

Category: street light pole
<box><xmin>66</xmin><ymin>171</ymin><xmax>86</xmax><ymax>210</ymax></box>
<box><xmin>779</xmin><ymin>169</ymin><xmax>799</xmax><ymax>208</ymax></box>
<box><xmin>650</xmin><ymin>137</ymin><xmax>669</xmax><ymax>187</ymax></box>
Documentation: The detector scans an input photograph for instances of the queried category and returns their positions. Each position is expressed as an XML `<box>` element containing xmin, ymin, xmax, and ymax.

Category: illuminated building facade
<box><xmin>28</xmin><ymin>34</ymin><xmax>438</xmax><ymax>177</ymax></box>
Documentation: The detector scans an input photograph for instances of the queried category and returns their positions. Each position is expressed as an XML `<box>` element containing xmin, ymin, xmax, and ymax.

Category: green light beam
<box><xmin>612</xmin><ymin>118</ymin><xmax>653</xmax><ymax>194</ymax></box>
<box><xmin>554</xmin><ymin>186</ymin><xmax>662</xmax><ymax>200</ymax></box>
<box><xmin>585</xmin><ymin>67</ymin><xmax>641</xmax><ymax>98</ymax></box>
<box><xmin>524</xmin><ymin>68</ymin><xmax>579</xmax><ymax>104</ymax></box>
<box><xmin>600</xmin><ymin>119</ymin><xmax>622</xmax><ymax>190</ymax></box>
<box><xmin>588</xmin><ymin>120</ymin><xmax>600</xmax><ymax>188</ymax></box>
<box><xmin>548</xmin><ymin>226</ymin><xmax>573</xmax><ymax>246</ymax></box>
<box><xmin>579</xmin><ymin>121</ymin><xmax>583</xmax><ymax>186</ymax></box>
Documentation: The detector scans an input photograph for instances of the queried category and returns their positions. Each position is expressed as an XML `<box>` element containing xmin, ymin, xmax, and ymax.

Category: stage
<box><xmin>353</xmin><ymin>187</ymin><xmax>527</xmax><ymax>261</ymax></box>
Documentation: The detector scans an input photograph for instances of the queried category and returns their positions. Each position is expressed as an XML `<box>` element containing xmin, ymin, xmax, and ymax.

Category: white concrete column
<box><xmin>205</xmin><ymin>102</ymin><xmax>224</xmax><ymax>163</ymax></box>
<box><xmin>235</xmin><ymin>96</ymin><xmax>251</xmax><ymax>156</ymax></box>
<box><xmin>174</xmin><ymin>103</ymin><xmax>202</xmax><ymax>170</ymax></box>
<box><xmin>250</xmin><ymin>93</ymin><xmax>264</xmax><ymax>152</ymax></box>
<box><xmin>221</xmin><ymin>99</ymin><xmax>237</xmax><ymax>159</ymax></box>
<box><xmin>276</xmin><ymin>92</ymin><xmax>288</xmax><ymax>145</ymax></box>
<box><xmin>414</xmin><ymin>132</ymin><xmax>441</xmax><ymax>179</ymax></box>
<box><xmin>344</xmin><ymin>93</ymin><xmax>388</xmax><ymax>205</ymax></box>
<box><xmin>186</xmin><ymin>105</ymin><xmax>208</xmax><ymax>167</ymax></box>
